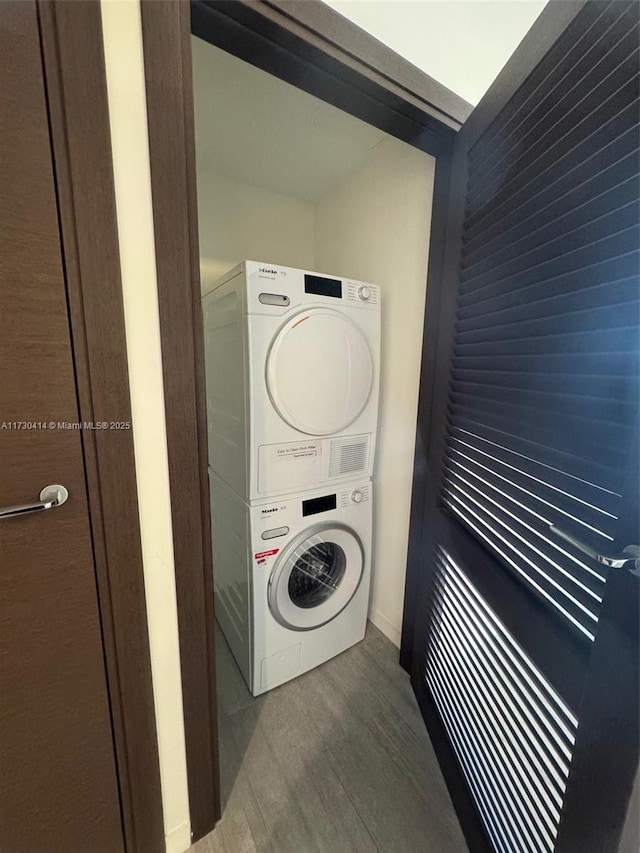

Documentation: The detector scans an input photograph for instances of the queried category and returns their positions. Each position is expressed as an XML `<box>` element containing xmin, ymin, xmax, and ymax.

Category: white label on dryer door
<box><xmin>258</xmin><ymin>440</ymin><xmax>325</xmax><ymax>494</ymax></box>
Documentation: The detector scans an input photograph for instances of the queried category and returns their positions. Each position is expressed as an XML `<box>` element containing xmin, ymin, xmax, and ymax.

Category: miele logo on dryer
<box><xmin>259</xmin><ymin>267</ymin><xmax>278</xmax><ymax>275</ymax></box>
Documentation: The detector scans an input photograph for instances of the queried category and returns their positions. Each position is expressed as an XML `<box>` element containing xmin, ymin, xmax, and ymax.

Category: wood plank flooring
<box><xmin>192</xmin><ymin>622</ymin><xmax>468</xmax><ymax>853</ymax></box>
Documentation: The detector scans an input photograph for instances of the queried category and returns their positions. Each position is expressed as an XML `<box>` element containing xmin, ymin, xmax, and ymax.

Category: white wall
<box><xmin>100</xmin><ymin>2</ymin><xmax>191</xmax><ymax>852</ymax></box>
<box><xmin>316</xmin><ymin>136</ymin><xmax>435</xmax><ymax>647</ymax></box>
<box><xmin>197</xmin><ymin>170</ymin><xmax>316</xmax><ymax>293</ymax></box>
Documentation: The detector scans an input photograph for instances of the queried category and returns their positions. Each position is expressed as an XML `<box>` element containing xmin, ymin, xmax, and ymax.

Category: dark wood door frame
<box><xmin>37</xmin><ymin>3</ymin><xmax>164</xmax><ymax>851</ymax></box>
<box><xmin>139</xmin><ymin>1</ymin><xmax>222</xmax><ymax>842</ymax></box>
<box><xmin>139</xmin><ymin>0</ymin><xmax>469</xmax><ymax>841</ymax></box>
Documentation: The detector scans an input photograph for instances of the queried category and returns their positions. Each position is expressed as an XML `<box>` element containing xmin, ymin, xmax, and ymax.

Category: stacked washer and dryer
<box><xmin>202</xmin><ymin>260</ymin><xmax>380</xmax><ymax>695</ymax></box>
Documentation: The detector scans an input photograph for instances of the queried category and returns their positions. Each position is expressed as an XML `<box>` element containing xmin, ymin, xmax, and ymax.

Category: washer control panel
<box><xmin>340</xmin><ymin>483</ymin><xmax>371</xmax><ymax>507</ymax></box>
<box><xmin>256</xmin><ymin>482</ymin><xmax>371</xmax><ymax>531</ymax></box>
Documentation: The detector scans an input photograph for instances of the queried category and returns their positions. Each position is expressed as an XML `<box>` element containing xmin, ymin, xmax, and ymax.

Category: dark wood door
<box><xmin>409</xmin><ymin>2</ymin><xmax>639</xmax><ymax>851</ymax></box>
<box><xmin>0</xmin><ymin>3</ymin><xmax>125</xmax><ymax>850</ymax></box>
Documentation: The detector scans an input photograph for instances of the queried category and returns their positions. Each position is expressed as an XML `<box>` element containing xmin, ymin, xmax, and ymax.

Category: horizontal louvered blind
<box><xmin>441</xmin><ymin>0</ymin><xmax>640</xmax><ymax>641</ymax></box>
<box><xmin>425</xmin><ymin>549</ymin><xmax>579</xmax><ymax>853</ymax></box>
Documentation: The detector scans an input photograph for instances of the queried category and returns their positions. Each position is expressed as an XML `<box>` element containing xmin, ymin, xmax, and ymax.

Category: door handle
<box><xmin>550</xmin><ymin>524</ymin><xmax>640</xmax><ymax>573</ymax></box>
<box><xmin>0</xmin><ymin>484</ymin><xmax>69</xmax><ymax>519</ymax></box>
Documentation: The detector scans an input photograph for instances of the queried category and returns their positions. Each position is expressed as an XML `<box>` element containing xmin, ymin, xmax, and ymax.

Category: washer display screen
<box><xmin>288</xmin><ymin>542</ymin><xmax>346</xmax><ymax>608</ymax></box>
<box><xmin>302</xmin><ymin>494</ymin><xmax>337</xmax><ymax>517</ymax></box>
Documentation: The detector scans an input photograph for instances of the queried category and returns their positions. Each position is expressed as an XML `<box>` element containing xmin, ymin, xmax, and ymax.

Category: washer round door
<box><xmin>268</xmin><ymin>524</ymin><xmax>364</xmax><ymax>630</ymax></box>
<box><xmin>266</xmin><ymin>309</ymin><xmax>373</xmax><ymax>436</ymax></box>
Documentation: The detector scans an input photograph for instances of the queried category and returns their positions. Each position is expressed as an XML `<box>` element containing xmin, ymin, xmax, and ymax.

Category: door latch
<box><xmin>550</xmin><ymin>524</ymin><xmax>640</xmax><ymax>576</ymax></box>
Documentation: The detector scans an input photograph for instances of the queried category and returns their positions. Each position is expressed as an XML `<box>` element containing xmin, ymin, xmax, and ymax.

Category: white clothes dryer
<box><xmin>209</xmin><ymin>469</ymin><xmax>372</xmax><ymax>695</ymax></box>
<box><xmin>202</xmin><ymin>260</ymin><xmax>380</xmax><ymax>501</ymax></box>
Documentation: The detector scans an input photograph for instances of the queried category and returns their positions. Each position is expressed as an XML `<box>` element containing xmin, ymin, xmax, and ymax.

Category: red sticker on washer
<box><xmin>254</xmin><ymin>548</ymin><xmax>279</xmax><ymax>561</ymax></box>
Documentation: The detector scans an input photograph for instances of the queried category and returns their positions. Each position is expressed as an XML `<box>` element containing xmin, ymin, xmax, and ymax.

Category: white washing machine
<box><xmin>210</xmin><ymin>470</ymin><xmax>372</xmax><ymax>695</ymax></box>
<box><xmin>202</xmin><ymin>260</ymin><xmax>380</xmax><ymax>501</ymax></box>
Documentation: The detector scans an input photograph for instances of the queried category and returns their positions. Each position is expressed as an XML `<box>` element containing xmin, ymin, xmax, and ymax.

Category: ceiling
<box><xmin>323</xmin><ymin>0</ymin><xmax>549</xmax><ymax>106</ymax></box>
<box><xmin>191</xmin><ymin>2</ymin><xmax>548</xmax><ymax>197</ymax></box>
<box><xmin>191</xmin><ymin>37</ymin><xmax>389</xmax><ymax>203</ymax></box>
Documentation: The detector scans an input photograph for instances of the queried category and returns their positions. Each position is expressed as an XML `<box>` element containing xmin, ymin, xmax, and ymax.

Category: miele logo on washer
<box><xmin>260</xmin><ymin>504</ymin><xmax>285</xmax><ymax>516</ymax></box>
<box><xmin>259</xmin><ymin>267</ymin><xmax>278</xmax><ymax>275</ymax></box>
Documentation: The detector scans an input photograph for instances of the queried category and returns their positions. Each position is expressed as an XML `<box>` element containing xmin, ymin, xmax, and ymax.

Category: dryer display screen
<box><xmin>302</xmin><ymin>494</ymin><xmax>337</xmax><ymax>517</ymax></box>
<box><xmin>304</xmin><ymin>274</ymin><xmax>342</xmax><ymax>299</ymax></box>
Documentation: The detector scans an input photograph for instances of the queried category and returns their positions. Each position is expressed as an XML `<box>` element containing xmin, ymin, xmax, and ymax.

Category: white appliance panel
<box><xmin>202</xmin><ymin>260</ymin><xmax>380</xmax><ymax>501</ymax></box>
<box><xmin>266</xmin><ymin>309</ymin><xmax>373</xmax><ymax>435</ymax></box>
<box><xmin>209</xmin><ymin>470</ymin><xmax>372</xmax><ymax>695</ymax></box>
<box><xmin>256</xmin><ymin>433</ymin><xmax>371</xmax><ymax>495</ymax></box>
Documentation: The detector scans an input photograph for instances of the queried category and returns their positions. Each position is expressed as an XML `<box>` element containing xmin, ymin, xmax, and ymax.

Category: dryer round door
<box><xmin>268</xmin><ymin>523</ymin><xmax>364</xmax><ymax>631</ymax></box>
<box><xmin>266</xmin><ymin>309</ymin><xmax>373</xmax><ymax>436</ymax></box>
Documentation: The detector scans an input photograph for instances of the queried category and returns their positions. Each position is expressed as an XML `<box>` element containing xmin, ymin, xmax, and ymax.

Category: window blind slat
<box><xmin>446</xmin><ymin>442</ymin><xmax>617</xmax><ymax>543</ymax></box>
<box><xmin>467</xmin><ymin>49</ymin><xmax>639</xmax><ymax>221</ymax></box>
<box><xmin>451</xmin><ymin>369</ymin><xmax>637</xmax><ymax>406</ymax></box>
<box><xmin>454</xmin><ymin>323</ymin><xmax>639</xmax><ymax>357</ymax></box>
<box><xmin>461</xmin><ymin>209</ymin><xmax>638</xmax><ymax>294</ymax></box>
<box><xmin>467</xmin><ymin>21</ymin><xmax>639</xmax><ymax>205</ymax></box>
<box><xmin>450</xmin><ymin>385</ymin><xmax>636</xmax><ymax>432</ymax></box>
<box><xmin>453</xmin><ymin>349</ymin><xmax>638</xmax><ymax>380</ymax></box>
<box><xmin>455</xmin><ymin>295</ymin><xmax>640</xmax><ymax>344</ymax></box>
<box><xmin>425</xmin><ymin>551</ymin><xmax>579</xmax><ymax>851</ymax></box>
<box><xmin>458</xmin><ymin>275</ymin><xmax>639</xmax><ymax>325</ymax></box>
<box><xmin>468</xmin><ymin>1</ymin><xmax>634</xmax><ymax>169</ymax></box>
<box><xmin>468</xmin><ymin>90</ymin><xmax>639</xmax><ymax>235</ymax></box>
<box><xmin>448</xmin><ymin>422</ymin><xmax>625</xmax><ymax>502</ymax></box>
<box><xmin>465</xmin><ymin>109</ymin><xmax>639</xmax><ymax>248</ymax></box>
<box><xmin>463</xmin><ymin>149</ymin><xmax>638</xmax><ymax>265</ymax></box>
<box><xmin>462</xmin><ymin>175</ymin><xmax>638</xmax><ymax>279</ymax></box>
<box><xmin>441</xmin><ymin>0</ymin><xmax>638</xmax><ymax>643</ymax></box>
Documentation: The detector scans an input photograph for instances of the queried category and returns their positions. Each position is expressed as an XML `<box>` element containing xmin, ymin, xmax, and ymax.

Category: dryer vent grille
<box><xmin>329</xmin><ymin>436</ymin><xmax>370</xmax><ymax>478</ymax></box>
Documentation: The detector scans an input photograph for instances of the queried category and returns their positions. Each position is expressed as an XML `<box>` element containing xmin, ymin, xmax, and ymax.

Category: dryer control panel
<box><xmin>245</xmin><ymin>260</ymin><xmax>380</xmax><ymax>314</ymax></box>
<box><xmin>344</xmin><ymin>281</ymin><xmax>379</xmax><ymax>307</ymax></box>
<box><xmin>340</xmin><ymin>483</ymin><xmax>371</xmax><ymax>507</ymax></box>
